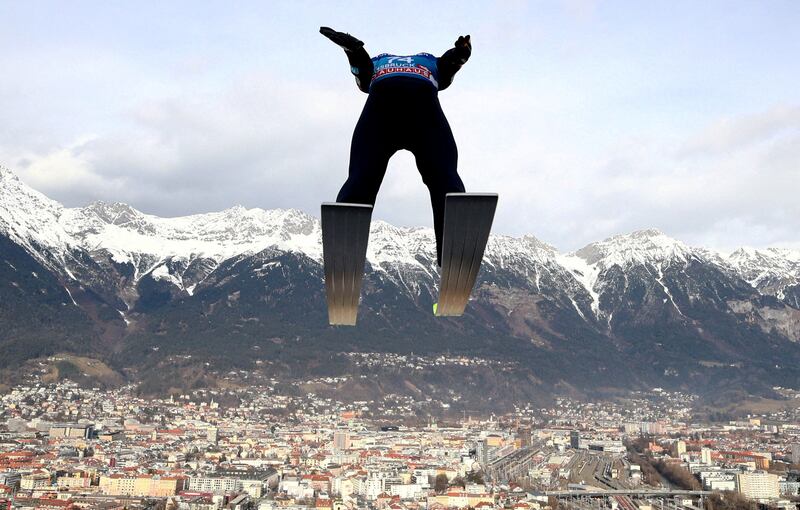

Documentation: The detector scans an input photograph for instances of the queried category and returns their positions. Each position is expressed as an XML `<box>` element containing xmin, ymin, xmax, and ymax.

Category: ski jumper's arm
<box><xmin>320</xmin><ymin>27</ymin><xmax>374</xmax><ymax>93</ymax></box>
<box><xmin>437</xmin><ymin>35</ymin><xmax>471</xmax><ymax>91</ymax></box>
<box><xmin>345</xmin><ymin>47</ymin><xmax>373</xmax><ymax>93</ymax></box>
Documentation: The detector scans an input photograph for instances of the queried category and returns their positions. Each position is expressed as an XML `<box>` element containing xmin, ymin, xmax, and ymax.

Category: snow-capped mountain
<box><xmin>0</xmin><ymin>166</ymin><xmax>79</xmax><ymax>273</ymax></box>
<box><xmin>559</xmin><ymin>230</ymin><xmax>711</xmax><ymax>321</ymax></box>
<box><xmin>63</xmin><ymin>202</ymin><xmax>323</xmax><ymax>262</ymax></box>
<box><xmin>0</xmin><ymin>165</ymin><xmax>576</xmax><ymax>309</ymax></box>
<box><xmin>2</xmin><ymin>164</ymin><xmax>798</xmax><ymax>318</ymax></box>
<box><xmin>727</xmin><ymin>247</ymin><xmax>800</xmax><ymax>307</ymax></box>
<box><xmin>4</xmin><ymin>165</ymin><xmax>796</xmax><ymax>311</ymax></box>
<box><xmin>2</xmin><ymin>165</ymin><xmax>800</xmax><ymax>401</ymax></box>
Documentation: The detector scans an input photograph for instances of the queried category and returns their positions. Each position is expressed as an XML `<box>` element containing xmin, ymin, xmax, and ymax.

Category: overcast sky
<box><xmin>0</xmin><ymin>1</ymin><xmax>798</xmax><ymax>252</ymax></box>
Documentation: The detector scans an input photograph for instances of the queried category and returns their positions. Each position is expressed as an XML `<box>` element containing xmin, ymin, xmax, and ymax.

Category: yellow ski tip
<box><xmin>433</xmin><ymin>302</ymin><xmax>438</xmax><ymax>315</ymax></box>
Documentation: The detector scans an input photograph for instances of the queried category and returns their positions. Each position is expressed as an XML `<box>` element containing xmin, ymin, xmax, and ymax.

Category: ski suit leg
<box><xmin>336</xmin><ymin>97</ymin><xmax>395</xmax><ymax>206</ymax></box>
<box><xmin>410</xmin><ymin>100</ymin><xmax>465</xmax><ymax>266</ymax></box>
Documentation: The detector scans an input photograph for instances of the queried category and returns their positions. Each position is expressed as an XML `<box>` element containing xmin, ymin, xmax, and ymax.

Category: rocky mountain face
<box><xmin>2</xmin><ymin>165</ymin><xmax>799</xmax><ymax>405</ymax></box>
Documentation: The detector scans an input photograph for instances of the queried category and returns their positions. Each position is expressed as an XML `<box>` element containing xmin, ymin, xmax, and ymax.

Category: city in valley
<box><xmin>1</xmin><ymin>369</ymin><xmax>799</xmax><ymax>510</ymax></box>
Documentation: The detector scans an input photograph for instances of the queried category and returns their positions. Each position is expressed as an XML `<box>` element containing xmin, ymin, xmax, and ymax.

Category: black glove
<box><xmin>454</xmin><ymin>35</ymin><xmax>472</xmax><ymax>63</ymax></box>
<box><xmin>320</xmin><ymin>26</ymin><xmax>364</xmax><ymax>53</ymax></box>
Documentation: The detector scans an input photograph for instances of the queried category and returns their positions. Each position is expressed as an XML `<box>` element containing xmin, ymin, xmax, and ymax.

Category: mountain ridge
<box><xmin>2</xmin><ymin>166</ymin><xmax>800</xmax><ymax>405</ymax></box>
<box><xmin>4</xmin><ymin>166</ymin><xmax>798</xmax><ymax>298</ymax></box>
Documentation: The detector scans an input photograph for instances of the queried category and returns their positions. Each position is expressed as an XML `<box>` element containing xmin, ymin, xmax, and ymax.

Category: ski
<box><xmin>435</xmin><ymin>193</ymin><xmax>498</xmax><ymax>316</ymax></box>
<box><xmin>321</xmin><ymin>202</ymin><xmax>373</xmax><ymax>325</ymax></box>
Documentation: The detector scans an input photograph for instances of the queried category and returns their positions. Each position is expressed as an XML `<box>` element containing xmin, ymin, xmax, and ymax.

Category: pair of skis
<box><xmin>321</xmin><ymin>193</ymin><xmax>498</xmax><ymax>326</ymax></box>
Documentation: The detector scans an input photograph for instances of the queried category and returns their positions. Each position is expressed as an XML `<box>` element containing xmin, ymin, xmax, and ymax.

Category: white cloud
<box><xmin>678</xmin><ymin>104</ymin><xmax>800</xmax><ymax>158</ymax></box>
<box><xmin>3</xmin><ymin>73</ymin><xmax>364</xmax><ymax>217</ymax></box>
<box><xmin>4</xmin><ymin>83</ymin><xmax>798</xmax><ymax>253</ymax></box>
<box><xmin>0</xmin><ymin>28</ymin><xmax>797</xmax><ymax>254</ymax></box>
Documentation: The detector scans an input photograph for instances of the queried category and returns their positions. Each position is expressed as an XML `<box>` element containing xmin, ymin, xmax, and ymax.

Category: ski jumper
<box><xmin>336</xmin><ymin>48</ymin><xmax>469</xmax><ymax>266</ymax></box>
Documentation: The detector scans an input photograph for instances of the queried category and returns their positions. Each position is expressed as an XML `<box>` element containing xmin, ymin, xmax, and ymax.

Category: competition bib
<box><xmin>370</xmin><ymin>53</ymin><xmax>439</xmax><ymax>90</ymax></box>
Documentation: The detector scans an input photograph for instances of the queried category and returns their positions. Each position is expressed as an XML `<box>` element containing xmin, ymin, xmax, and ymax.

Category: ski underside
<box><xmin>321</xmin><ymin>193</ymin><xmax>497</xmax><ymax>324</ymax></box>
<box><xmin>435</xmin><ymin>193</ymin><xmax>498</xmax><ymax>317</ymax></box>
<box><xmin>321</xmin><ymin>202</ymin><xmax>373</xmax><ymax>326</ymax></box>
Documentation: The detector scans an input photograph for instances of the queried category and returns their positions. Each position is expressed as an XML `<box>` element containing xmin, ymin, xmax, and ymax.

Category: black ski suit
<box><xmin>335</xmin><ymin>45</ymin><xmax>470</xmax><ymax>265</ymax></box>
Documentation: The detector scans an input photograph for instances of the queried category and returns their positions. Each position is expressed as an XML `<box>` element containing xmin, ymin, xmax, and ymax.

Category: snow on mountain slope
<box><xmin>366</xmin><ymin>221</ymin><xmax>561</xmax><ymax>275</ymax></box>
<box><xmin>60</xmin><ymin>202</ymin><xmax>323</xmax><ymax>265</ymax></box>
<box><xmin>727</xmin><ymin>247</ymin><xmax>800</xmax><ymax>299</ymax></box>
<box><xmin>557</xmin><ymin>229</ymin><xmax>699</xmax><ymax>318</ymax></box>
<box><xmin>557</xmin><ymin>253</ymin><xmax>603</xmax><ymax>317</ymax></box>
<box><xmin>485</xmin><ymin>234</ymin><xmax>558</xmax><ymax>267</ymax></box>
<box><xmin>0</xmin><ymin>166</ymin><xmax>78</xmax><ymax>274</ymax></box>
<box><xmin>1</xmin><ymin>167</ymin><xmax>326</xmax><ymax>292</ymax></box>
<box><xmin>571</xmin><ymin>229</ymin><xmax>695</xmax><ymax>268</ymax></box>
<box><xmin>366</xmin><ymin>221</ymin><xmax>437</xmax><ymax>270</ymax></box>
<box><xmin>2</xmin><ymin>166</ymin><xmax>800</xmax><ymax>315</ymax></box>
<box><xmin>365</xmin><ymin>222</ymin><xmax>568</xmax><ymax>297</ymax></box>
<box><xmin>1</xmin><ymin>165</ymin><xmax>568</xmax><ymax>295</ymax></box>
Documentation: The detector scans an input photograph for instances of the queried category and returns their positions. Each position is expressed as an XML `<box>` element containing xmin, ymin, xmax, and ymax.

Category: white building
<box><xmin>390</xmin><ymin>483</ymin><xmax>424</xmax><ymax>499</ymax></box>
<box><xmin>699</xmin><ymin>470</ymin><xmax>736</xmax><ymax>492</ymax></box>
<box><xmin>280</xmin><ymin>476</ymin><xmax>314</xmax><ymax>499</ymax></box>
<box><xmin>736</xmin><ymin>471</ymin><xmax>779</xmax><ymax>501</ymax></box>
<box><xmin>189</xmin><ymin>476</ymin><xmax>240</xmax><ymax>494</ymax></box>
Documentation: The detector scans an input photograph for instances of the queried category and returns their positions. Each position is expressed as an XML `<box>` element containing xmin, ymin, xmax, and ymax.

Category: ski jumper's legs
<box><xmin>336</xmin><ymin>92</ymin><xmax>396</xmax><ymax>206</ymax></box>
<box><xmin>336</xmin><ymin>77</ymin><xmax>465</xmax><ymax>266</ymax></box>
<box><xmin>409</xmin><ymin>97</ymin><xmax>465</xmax><ymax>266</ymax></box>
